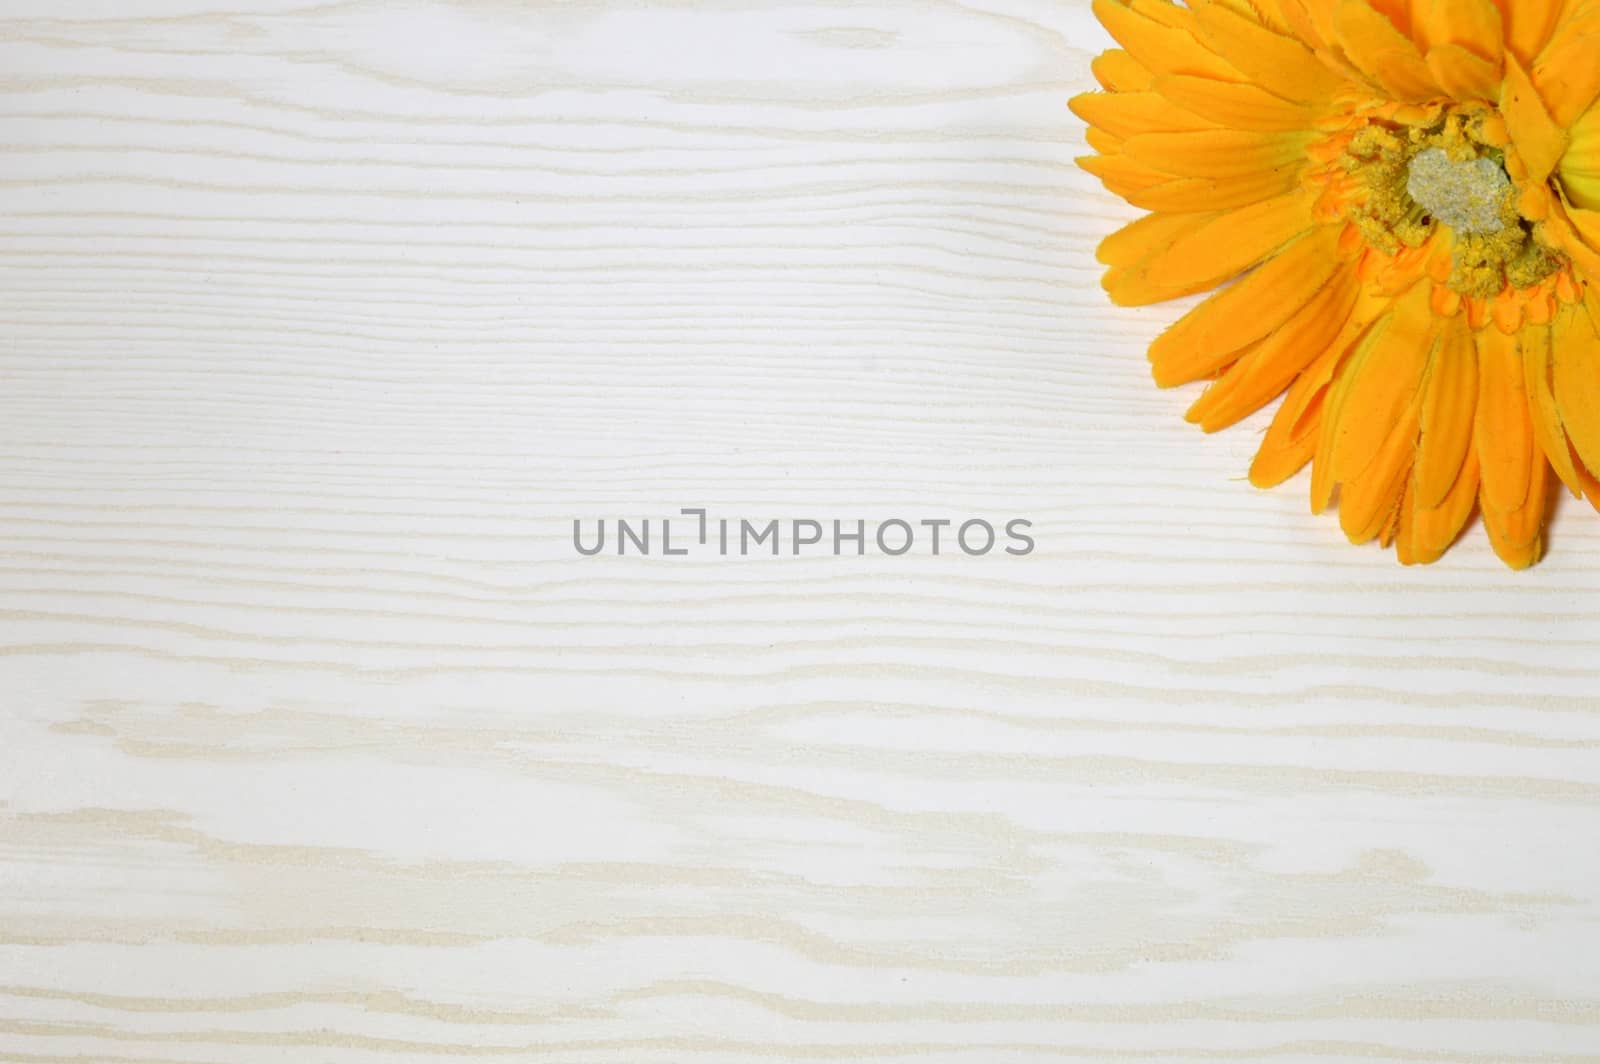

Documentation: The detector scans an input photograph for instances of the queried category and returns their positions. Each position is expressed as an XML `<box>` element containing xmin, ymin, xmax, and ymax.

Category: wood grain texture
<box><xmin>2</xmin><ymin>1</ymin><xmax>1599</xmax><ymax>1061</ymax></box>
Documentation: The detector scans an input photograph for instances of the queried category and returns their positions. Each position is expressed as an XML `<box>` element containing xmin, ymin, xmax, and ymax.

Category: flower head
<box><xmin>1071</xmin><ymin>0</ymin><xmax>1600</xmax><ymax>568</ymax></box>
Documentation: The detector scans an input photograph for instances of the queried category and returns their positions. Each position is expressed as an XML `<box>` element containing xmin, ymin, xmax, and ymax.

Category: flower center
<box><xmin>1404</xmin><ymin>147</ymin><xmax>1510</xmax><ymax>235</ymax></box>
<box><xmin>1334</xmin><ymin>111</ymin><xmax>1562</xmax><ymax>299</ymax></box>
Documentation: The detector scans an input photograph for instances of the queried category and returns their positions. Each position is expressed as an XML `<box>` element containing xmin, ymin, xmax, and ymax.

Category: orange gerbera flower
<box><xmin>1071</xmin><ymin>0</ymin><xmax>1600</xmax><ymax>568</ymax></box>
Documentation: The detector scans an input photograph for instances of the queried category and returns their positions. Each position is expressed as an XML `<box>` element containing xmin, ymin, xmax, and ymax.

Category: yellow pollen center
<box><xmin>1404</xmin><ymin>147</ymin><xmax>1511</xmax><ymax>236</ymax></box>
<box><xmin>1334</xmin><ymin>114</ymin><xmax>1564</xmax><ymax>299</ymax></box>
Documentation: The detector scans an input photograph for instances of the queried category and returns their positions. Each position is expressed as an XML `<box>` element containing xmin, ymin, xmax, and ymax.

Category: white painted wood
<box><xmin>1</xmin><ymin>2</ymin><xmax>1598</xmax><ymax>1061</ymax></box>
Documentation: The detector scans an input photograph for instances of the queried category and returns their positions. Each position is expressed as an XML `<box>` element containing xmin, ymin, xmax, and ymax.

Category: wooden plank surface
<box><xmin>2</xmin><ymin>1</ymin><xmax>1599</xmax><ymax>1061</ymax></box>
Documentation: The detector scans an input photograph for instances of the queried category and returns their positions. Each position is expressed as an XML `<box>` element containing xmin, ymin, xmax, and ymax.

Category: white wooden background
<box><xmin>2</xmin><ymin>1</ymin><xmax>1600</xmax><ymax>1061</ymax></box>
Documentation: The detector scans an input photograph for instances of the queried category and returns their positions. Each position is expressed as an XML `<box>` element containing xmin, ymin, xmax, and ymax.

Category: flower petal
<box><xmin>1154</xmin><ymin>74</ymin><xmax>1322</xmax><ymax>131</ymax></box>
<box><xmin>1086</xmin><ymin>127</ymin><xmax>1123</xmax><ymax>155</ymax></box>
<box><xmin>1560</xmin><ymin>108</ymin><xmax>1600</xmax><ymax>211</ymax></box>
<box><xmin>1425</xmin><ymin>43</ymin><xmax>1502</xmax><ymax>101</ymax></box>
<box><xmin>1329</xmin><ymin>281</ymin><xmax>1434</xmax><ymax>486</ymax></box>
<box><xmin>1500</xmin><ymin>51</ymin><xmax>1568</xmax><ymax>184</ymax></box>
<box><xmin>1522</xmin><ymin>319</ymin><xmax>1584</xmax><ymax>496</ymax></box>
<box><xmin>1122</xmin><ymin>128</ymin><xmax>1312</xmax><ymax>179</ymax></box>
<box><xmin>1575</xmin><ymin>444</ymin><xmax>1600</xmax><ymax>513</ymax></box>
<box><xmin>1092</xmin><ymin>49</ymin><xmax>1155</xmax><ymax>92</ymax></box>
<box><xmin>1379</xmin><ymin>476</ymin><xmax>1410</xmax><ymax>548</ymax></box>
<box><xmin>1148</xmin><ymin>225</ymin><xmax>1344</xmax><ymax>386</ymax></box>
<box><xmin>1140</xmin><ymin>189</ymin><xmax>1316</xmax><ymax>289</ymax></box>
<box><xmin>1126</xmin><ymin>168</ymin><xmax>1303</xmax><ymax>211</ymax></box>
<box><xmin>1071</xmin><ymin>91</ymin><xmax>1220</xmax><ymax>139</ymax></box>
<box><xmin>1339</xmin><ymin>387</ymin><xmax>1423</xmax><ymax>544</ymax></box>
<box><xmin>1107</xmin><ymin>204</ymin><xmax>1305</xmax><ymax>305</ymax></box>
<box><xmin>1093</xmin><ymin>0</ymin><xmax>1243</xmax><ymax>80</ymax></box>
<box><xmin>1252</xmin><ymin>394</ymin><xmax>1325</xmax><ymax>487</ymax></box>
<box><xmin>1551</xmin><ymin>201</ymin><xmax>1600</xmax><ymax>270</ymax></box>
<box><xmin>1098</xmin><ymin>212</ymin><xmax>1224</xmax><ymax>306</ymax></box>
<box><xmin>1403</xmin><ymin>446</ymin><xmax>1481</xmax><ymax>564</ymax></box>
<box><xmin>1474</xmin><ymin>325</ymin><xmax>1536</xmax><ymax>513</ymax></box>
<box><xmin>1530</xmin><ymin>19</ymin><xmax>1600</xmax><ymax>126</ymax></box>
<box><xmin>1230</xmin><ymin>0</ymin><xmax>1298</xmax><ymax>35</ymax></box>
<box><xmin>1098</xmin><ymin>212</ymin><xmax>1216</xmax><ymax>268</ymax></box>
<box><xmin>1553</xmin><ymin>301</ymin><xmax>1600</xmax><ymax>476</ymax></box>
<box><xmin>1187</xmin><ymin>268</ymin><xmax>1366</xmax><ymax>431</ymax></box>
<box><xmin>1250</xmin><ymin>344</ymin><xmax>1343</xmax><ymax>488</ymax></box>
<box><xmin>1490</xmin><ymin>0</ymin><xmax>1566</xmax><ymax>63</ymax></box>
<box><xmin>1413</xmin><ymin>315</ymin><xmax>1478</xmax><ymax>509</ymax></box>
<box><xmin>1280</xmin><ymin>0</ymin><xmax>1340</xmax><ymax>50</ymax></box>
<box><xmin>1480</xmin><ymin>458</ymin><xmax>1550</xmax><ymax>569</ymax></box>
<box><xmin>1333</xmin><ymin>0</ymin><xmax>1442</xmax><ymax>101</ymax></box>
<box><xmin>1078</xmin><ymin>152</ymin><xmax>1172</xmax><ymax>196</ymax></box>
<box><xmin>1415</xmin><ymin>0</ymin><xmax>1504</xmax><ymax>61</ymax></box>
<box><xmin>1191</xmin><ymin>0</ymin><xmax>1343</xmax><ymax>103</ymax></box>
